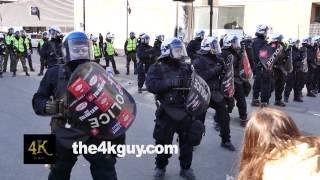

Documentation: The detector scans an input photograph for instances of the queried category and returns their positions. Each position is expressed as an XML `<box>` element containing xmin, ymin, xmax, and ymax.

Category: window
<box><xmin>218</xmin><ymin>6</ymin><xmax>244</xmax><ymax>29</ymax></box>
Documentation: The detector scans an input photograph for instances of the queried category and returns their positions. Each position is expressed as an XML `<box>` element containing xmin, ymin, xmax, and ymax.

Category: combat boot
<box><xmin>240</xmin><ymin>119</ymin><xmax>247</xmax><ymax>127</ymax></box>
<box><xmin>180</xmin><ymin>168</ymin><xmax>197</xmax><ymax>180</ymax></box>
<box><xmin>251</xmin><ymin>99</ymin><xmax>261</xmax><ymax>107</ymax></box>
<box><xmin>274</xmin><ymin>101</ymin><xmax>286</xmax><ymax>107</ymax></box>
<box><xmin>12</xmin><ymin>71</ymin><xmax>16</xmax><ymax>77</ymax></box>
<box><xmin>221</xmin><ymin>141</ymin><xmax>236</xmax><ymax>151</ymax></box>
<box><xmin>0</xmin><ymin>72</ymin><xmax>2</xmax><ymax>78</ymax></box>
<box><xmin>153</xmin><ymin>167</ymin><xmax>165</xmax><ymax>180</ymax></box>
<box><xmin>25</xmin><ymin>72</ymin><xmax>30</xmax><ymax>76</ymax></box>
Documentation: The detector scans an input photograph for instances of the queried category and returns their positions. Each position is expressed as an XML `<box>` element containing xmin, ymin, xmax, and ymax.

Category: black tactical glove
<box><xmin>45</xmin><ymin>100</ymin><xmax>64</xmax><ymax>115</ymax></box>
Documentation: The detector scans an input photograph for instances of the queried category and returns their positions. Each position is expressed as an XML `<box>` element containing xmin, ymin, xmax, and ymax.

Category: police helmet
<box><xmin>106</xmin><ymin>32</ymin><xmax>113</xmax><ymax>40</ymax></box>
<box><xmin>156</xmin><ymin>35</ymin><xmax>164</xmax><ymax>41</ymax></box>
<box><xmin>92</xmin><ymin>36</ymin><xmax>98</xmax><ymax>42</ymax></box>
<box><xmin>8</xmin><ymin>27</ymin><xmax>14</xmax><ymax>34</ymax></box>
<box><xmin>62</xmin><ymin>31</ymin><xmax>94</xmax><ymax>63</ymax></box>
<box><xmin>302</xmin><ymin>36</ymin><xmax>312</xmax><ymax>45</ymax></box>
<box><xmin>42</xmin><ymin>31</ymin><xmax>49</xmax><ymax>39</ymax></box>
<box><xmin>0</xmin><ymin>33</ymin><xmax>4</xmax><ymax>40</ymax></box>
<box><xmin>14</xmin><ymin>31</ymin><xmax>20</xmax><ymax>37</ymax></box>
<box><xmin>256</xmin><ymin>24</ymin><xmax>269</xmax><ymax>36</ymax></box>
<box><xmin>223</xmin><ymin>34</ymin><xmax>240</xmax><ymax>49</ymax></box>
<box><xmin>159</xmin><ymin>37</ymin><xmax>187</xmax><ymax>60</ymax></box>
<box><xmin>48</xmin><ymin>26</ymin><xmax>62</xmax><ymax>39</ymax></box>
<box><xmin>288</xmin><ymin>38</ymin><xmax>300</xmax><ymax>47</ymax></box>
<box><xmin>200</xmin><ymin>36</ymin><xmax>221</xmax><ymax>54</ymax></box>
<box><xmin>129</xmin><ymin>32</ymin><xmax>135</xmax><ymax>38</ymax></box>
<box><xmin>271</xmin><ymin>34</ymin><xmax>284</xmax><ymax>43</ymax></box>
<box><xmin>140</xmin><ymin>34</ymin><xmax>150</xmax><ymax>44</ymax></box>
<box><xmin>195</xmin><ymin>30</ymin><xmax>205</xmax><ymax>39</ymax></box>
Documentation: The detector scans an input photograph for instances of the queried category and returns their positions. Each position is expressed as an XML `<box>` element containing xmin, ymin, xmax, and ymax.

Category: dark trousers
<box><xmin>48</xmin><ymin>138</ymin><xmax>118</xmax><ymax>180</ymax></box>
<box><xmin>252</xmin><ymin>68</ymin><xmax>261</xmax><ymax>100</ymax></box>
<box><xmin>153</xmin><ymin>113</ymin><xmax>193</xmax><ymax>170</ymax></box>
<box><xmin>257</xmin><ymin>68</ymin><xmax>273</xmax><ymax>103</ymax></box>
<box><xmin>234</xmin><ymin>82</ymin><xmax>247</xmax><ymax>120</ymax></box>
<box><xmin>0</xmin><ymin>55</ymin><xmax>3</xmax><ymax>73</ymax></box>
<box><xmin>137</xmin><ymin>63</ymin><xmax>150</xmax><ymax>88</ymax></box>
<box><xmin>284</xmin><ymin>71</ymin><xmax>304</xmax><ymax>98</ymax></box>
<box><xmin>273</xmin><ymin>68</ymin><xmax>286</xmax><ymax>102</ymax></box>
<box><xmin>3</xmin><ymin>48</ymin><xmax>15</xmax><ymax>72</ymax></box>
<box><xmin>126</xmin><ymin>52</ymin><xmax>137</xmax><ymax>74</ymax></box>
<box><xmin>316</xmin><ymin>66</ymin><xmax>320</xmax><ymax>92</ymax></box>
<box><xmin>39</xmin><ymin>57</ymin><xmax>47</xmax><ymax>74</ymax></box>
<box><xmin>306</xmin><ymin>67</ymin><xmax>316</xmax><ymax>93</ymax></box>
<box><xmin>197</xmin><ymin>98</ymin><xmax>231</xmax><ymax>143</ymax></box>
<box><xmin>27</xmin><ymin>54</ymin><xmax>34</xmax><ymax>70</ymax></box>
<box><xmin>14</xmin><ymin>53</ymin><xmax>28</xmax><ymax>72</ymax></box>
<box><xmin>105</xmin><ymin>55</ymin><xmax>118</xmax><ymax>72</ymax></box>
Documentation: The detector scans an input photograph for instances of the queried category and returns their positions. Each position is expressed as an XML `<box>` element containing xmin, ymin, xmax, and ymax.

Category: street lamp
<box><xmin>208</xmin><ymin>0</ymin><xmax>213</xmax><ymax>36</ymax></box>
<box><xmin>83</xmin><ymin>0</ymin><xmax>86</xmax><ymax>32</ymax></box>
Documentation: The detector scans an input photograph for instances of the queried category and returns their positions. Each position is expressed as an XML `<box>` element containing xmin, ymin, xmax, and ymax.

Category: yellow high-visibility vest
<box><xmin>126</xmin><ymin>38</ymin><xmax>137</xmax><ymax>52</ymax></box>
<box><xmin>39</xmin><ymin>39</ymin><xmax>44</xmax><ymax>48</ymax></box>
<box><xmin>93</xmin><ymin>43</ymin><xmax>101</xmax><ymax>57</ymax></box>
<box><xmin>106</xmin><ymin>42</ymin><xmax>115</xmax><ymax>56</ymax></box>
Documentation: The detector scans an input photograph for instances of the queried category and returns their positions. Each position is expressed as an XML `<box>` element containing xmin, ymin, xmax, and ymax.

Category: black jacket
<box><xmin>186</xmin><ymin>38</ymin><xmax>202</xmax><ymax>61</ymax></box>
<box><xmin>40</xmin><ymin>39</ymin><xmax>63</xmax><ymax>67</ymax></box>
<box><xmin>137</xmin><ymin>44</ymin><xmax>155</xmax><ymax>64</ymax></box>
<box><xmin>252</xmin><ymin>35</ymin><xmax>268</xmax><ymax>65</ymax></box>
<box><xmin>192</xmin><ymin>53</ymin><xmax>223</xmax><ymax>91</ymax></box>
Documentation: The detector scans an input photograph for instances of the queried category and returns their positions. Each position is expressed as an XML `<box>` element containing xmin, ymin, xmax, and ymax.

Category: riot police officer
<box><xmin>137</xmin><ymin>34</ymin><xmax>155</xmax><ymax>93</ymax></box>
<box><xmin>0</xmin><ymin>33</ymin><xmax>5</xmax><ymax>77</ymax></box>
<box><xmin>302</xmin><ymin>36</ymin><xmax>317</xmax><ymax>97</ymax></box>
<box><xmin>41</xmin><ymin>26</ymin><xmax>63</xmax><ymax>68</ymax></box>
<box><xmin>153</xmin><ymin>35</ymin><xmax>164</xmax><ymax>58</ymax></box>
<box><xmin>271</xmin><ymin>34</ymin><xmax>287</xmax><ymax>107</ymax></box>
<box><xmin>251</xmin><ymin>25</ymin><xmax>269</xmax><ymax>106</ymax></box>
<box><xmin>21</xmin><ymin>30</ymin><xmax>35</xmax><ymax>72</ymax></box>
<box><xmin>38</xmin><ymin>32</ymin><xmax>49</xmax><ymax>76</ymax></box>
<box><xmin>284</xmin><ymin>38</ymin><xmax>304</xmax><ymax>102</ymax></box>
<box><xmin>186</xmin><ymin>30</ymin><xmax>205</xmax><ymax>63</ymax></box>
<box><xmin>146</xmin><ymin>38</ymin><xmax>198</xmax><ymax>180</ymax></box>
<box><xmin>193</xmin><ymin>36</ymin><xmax>236</xmax><ymax>151</ymax></box>
<box><xmin>3</xmin><ymin>27</ymin><xmax>15</xmax><ymax>73</ymax></box>
<box><xmin>92</xmin><ymin>36</ymin><xmax>102</xmax><ymax>64</ymax></box>
<box><xmin>32</xmin><ymin>31</ymin><xmax>123</xmax><ymax>180</ymax></box>
<box><xmin>221</xmin><ymin>34</ymin><xmax>248</xmax><ymax>127</ymax></box>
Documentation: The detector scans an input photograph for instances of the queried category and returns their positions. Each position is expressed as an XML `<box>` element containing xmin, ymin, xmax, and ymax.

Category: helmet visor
<box><xmin>66</xmin><ymin>39</ymin><xmax>94</xmax><ymax>61</ymax></box>
<box><xmin>170</xmin><ymin>43</ymin><xmax>187</xmax><ymax>59</ymax></box>
<box><xmin>210</xmin><ymin>40</ymin><xmax>222</xmax><ymax>54</ymax></box>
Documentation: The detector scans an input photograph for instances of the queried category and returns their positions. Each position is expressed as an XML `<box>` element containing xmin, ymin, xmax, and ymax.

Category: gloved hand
<box><xmin>45</xmin><ymin>100</ymin><xmax>64</xmax><ymax>115</ymax></box>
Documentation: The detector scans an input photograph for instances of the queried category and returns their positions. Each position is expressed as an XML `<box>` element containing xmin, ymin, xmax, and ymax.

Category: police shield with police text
<box><xmin>32</xmin><ymin>32</ymin><xmax>132</xmax><ymax>180</ymax></box>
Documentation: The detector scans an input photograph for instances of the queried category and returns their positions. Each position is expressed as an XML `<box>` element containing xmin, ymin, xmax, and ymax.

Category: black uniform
<box><xmin>0</xmin><ymin>42</ymin><xmax>6</xmax><ymax>75</ymax></box>
<box><xmin>251</xmin><ymin>35</ymin><xmax>271</xmax><ymax>104</ymax></box>
<box><xmin>284</xmin><ymin>45</ymin><xmax>304</xmax><ymax>101</ymax></box>
<box><xmin>137</xmin><ymin>43</ymin><xmax>155</xmax><ymax>90</ymax></box>
<box><xmin>186</xmin><ymin>38</ymin><xmax>202</xmax><ymax>62</ymax></box>
<box><xmin>192</xmin><ymin>53</ymin><xmax>232</xmax><ymax>144</ymax></box>
<box><xmin>41</xmin><ymin>38</ymin><xmax>63</xmax><ymax>68</ymax></box>
<box><xmin>305</xmin><ymin>44</ymin><xmax>317</xmax><ymax>95</ymax></box>
<box><xmin>221</xmin><ymin>48</ymin><xmax>248</xmax><ymax>123</ymax></box>
<box><xmin>38</xmin><ymin>39</ymin><xmax>48</xmax><ymax>75</ymax></box>
<box><xmin>272</xmin><ymin>42</ymin><xmax>288</xmax><ymax>105</ymax></box>
<box><xmin>32</xmin><ymin>64</ymin><xmax>124</xmax><ymax>180</ymax></box>
<box><xmin>146</xmin><ymin>58</ymin><xmax>194</xmax><ymax>170</ymax></box>
<box><xmin>153</xmin><ymin>39</ymin><xmax>162</xmax><ymax>58</ymax></box>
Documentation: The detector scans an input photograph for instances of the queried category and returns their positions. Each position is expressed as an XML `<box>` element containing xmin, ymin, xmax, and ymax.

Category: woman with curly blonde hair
<box><xmin>238</xmin><ymin>107</ymin><xmax>320</xmax><ymax>180</ymax></box>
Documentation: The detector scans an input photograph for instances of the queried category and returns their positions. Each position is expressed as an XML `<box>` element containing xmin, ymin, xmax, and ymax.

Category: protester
<box><xmin>238</xmin><ymin>107</ymin><xmax>320</xmax><ymax>180</ymax></box>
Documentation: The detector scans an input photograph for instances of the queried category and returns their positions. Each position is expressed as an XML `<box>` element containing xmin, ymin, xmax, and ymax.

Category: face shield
<box><xmin>231</xmin><ymin>37</ymin><xmax>240</xmax><ymax>50</ymax></box>
<box><xmin>170</xmin><ymin>42</ymin><xmax>187</xmax><ymax>60</ymax></box>
<box><xmin>210</xmin><ymin>39</ymin><xmax>222</xmax><ymax>54</ymax></box>
<box><xmin>64</xmin><ymin>39</ymin><xmax>94</xmax><ymax>62</ymax></box>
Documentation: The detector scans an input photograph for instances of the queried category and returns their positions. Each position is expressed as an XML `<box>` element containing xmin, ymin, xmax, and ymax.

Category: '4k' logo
<box><xmin>24</xmin><ymin>134</ymin><xmax>56</xmax><ymax>164</ymax></box>
<box><xmin>28</xmin><ymin>140</ymin><xmax>53</xmax><ymax>156</ymax></box>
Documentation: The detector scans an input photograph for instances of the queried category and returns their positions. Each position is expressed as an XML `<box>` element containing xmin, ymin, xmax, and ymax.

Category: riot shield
<box><xmin>185</xmin><ymin>69</ymin><xmax>211</xmax><ymax>116</ymax></box>
<box><xmin>316</xmin><ymin>47</ymin><xmax>320</xmax><ymax>66</ymax></box>
<box><xmin>66</xmin><ymin>62</ymin><xmax>136</xmax><ymax>139</ymax></box>
<box><xmin>221</xmin><ymin>54</ymin><xmax>235</xmax><ymax>98</ymax></box>
<box><xmin>301</xmin><ymin>47</ymin><xmax>309</xmax><ymax>73</ymax></box>
<box><xmin>259</xmin><ymin>43</ymin><xmax>284</xmax><ymax>71</ymax></box>
<box><xmin>239</xmin><ymin>48</ymin><xmax>253</xmax><ymax>80</ymax></box>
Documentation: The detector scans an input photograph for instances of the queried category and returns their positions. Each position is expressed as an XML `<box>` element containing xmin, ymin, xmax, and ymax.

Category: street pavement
<box><xmin>0</xmin><ymin>53</ymin><xmax>319</xmax><ymax>180</ymax></box>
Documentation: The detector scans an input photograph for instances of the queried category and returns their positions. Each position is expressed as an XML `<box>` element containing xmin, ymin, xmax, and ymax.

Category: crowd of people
<box><xmin>0</xmin><ymin>25</ymin><xmax>319</xmax><ymax>180</ymax></box>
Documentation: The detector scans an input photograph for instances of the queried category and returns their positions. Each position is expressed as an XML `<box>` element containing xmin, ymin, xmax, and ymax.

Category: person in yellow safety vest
<box><xmin>124</xmin><ymin>31</ymin><xmax>137</xmax><ymax>75</ymax></box>
<box><xmin>13</xmin><ymin>31</ymin><xmax>29</xmax><ymax>77</ymax></box>
<box><xmin>104</xmin><ymin>33</ymin><xmax>120</xmax><ymax>74</ymax></box>
<box><xmin>92</xmin><ymin>36</ymin><xmax>102</xmax><ymax>64</ymax></box>
<box><xmin>3</xmin><ymin>27</ymin><xmax>16</xmax><ymax>73</ymax></box>
<box><xmin>37</xmin><ymin>31</ymin><xmax>49</xmax><ymax>76</ymax></box>
<box><xmin>21</xmin><ymin>30</ymin><xmax>35</xmax><ymax>72</ymax></box>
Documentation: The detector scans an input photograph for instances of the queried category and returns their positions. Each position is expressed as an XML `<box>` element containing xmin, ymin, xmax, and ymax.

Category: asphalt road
<box><xmin>0</xmin><ymin>53</ymin><xmax>319</xmax><ymax>180</ymax></box>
